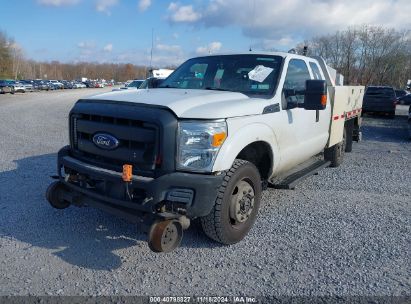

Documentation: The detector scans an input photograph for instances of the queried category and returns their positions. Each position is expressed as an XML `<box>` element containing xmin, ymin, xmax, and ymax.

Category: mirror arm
<box><xmin>287</xmin><ymin>101</ymin><xmax>299</xmax><ymax>109</ymax></box>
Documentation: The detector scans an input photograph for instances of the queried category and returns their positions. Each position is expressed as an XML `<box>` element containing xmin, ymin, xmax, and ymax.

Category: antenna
<box><xmin>303</xmin><ymin>45</ymin><xmax>308</xmax><ymax>56</ymax></box>
<box><xmin>249</xmin><ymin>0</ymin><xmax>255</xmax><ymax>52</ymax></box>
<box><xmin>149</xmin><ymin>28</ymin><xmax>154</xmax><ymax>77</ymax></box>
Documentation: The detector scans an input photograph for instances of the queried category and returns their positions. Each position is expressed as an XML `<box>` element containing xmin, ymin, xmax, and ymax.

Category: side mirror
<box><xmin>304</xmin><ymin>80</ymin><xmax>327</xmax><ymax>110</ymax></box>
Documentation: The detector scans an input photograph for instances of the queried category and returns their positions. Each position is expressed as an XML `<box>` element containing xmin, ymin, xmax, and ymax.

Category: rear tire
<box><xmin>345</xmin><ymin>122</ymin><xmax>353</xmax><ymax>153</ymax></box>
<box><xmin>200</xmin><ymin>159</ymin><xmax>262</xmax><ymax>245</ymax></box>
<box><xmin>324</xmin><ymin>128</ymin><xmax>346</xmax><ymax>167</ymax></box>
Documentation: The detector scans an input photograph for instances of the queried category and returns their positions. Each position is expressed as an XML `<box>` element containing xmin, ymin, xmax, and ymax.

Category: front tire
<box><xmin>200</xmin><ymin>159</ymin><xmax>262</xmax><ymax>245</ymax></box>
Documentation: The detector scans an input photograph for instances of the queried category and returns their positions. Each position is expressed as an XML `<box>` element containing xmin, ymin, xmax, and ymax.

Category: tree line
<box><xmin>296</xmin><ymin>25</ymin><xmax>411</xmax><ymax>89</ymax></box>
<box><xmin>0</xmin><ymin>30</ymin><xmax>149</xmax><ymax>81</ymax></box>
<box><xmin>1</xmin><ymin>26</ymin><xmax>410</xmax><ymax>87</ymax></box>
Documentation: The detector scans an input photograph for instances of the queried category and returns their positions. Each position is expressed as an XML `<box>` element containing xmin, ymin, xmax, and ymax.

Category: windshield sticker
<box><xmin>248</xmin><ymin>65</ymin><xmax>274</xmax><ymax>83</ymax></box>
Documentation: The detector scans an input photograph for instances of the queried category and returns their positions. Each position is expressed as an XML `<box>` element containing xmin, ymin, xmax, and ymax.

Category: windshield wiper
<box><xmin>204</xmin><ymin>87</ymin><xmax>233</xmax><ymax>92</ymax></box>
<box><xmin>160</xmin><ymin>85</ymin><xmax>179</xmax><ymax>88</ymax></box>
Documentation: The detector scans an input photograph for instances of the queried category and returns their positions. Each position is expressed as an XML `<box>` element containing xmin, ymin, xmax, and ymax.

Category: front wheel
<box><xmin>200</xmin><ymin>159</ymin><xmax>262</xmax><ymax>245</ymax></box>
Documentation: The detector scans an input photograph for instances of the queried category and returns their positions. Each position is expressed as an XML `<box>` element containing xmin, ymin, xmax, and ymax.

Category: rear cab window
<box><xmin>309</xmin><ymin>62</ymin><xmax>324</xmax><ymax>80</ymax></box>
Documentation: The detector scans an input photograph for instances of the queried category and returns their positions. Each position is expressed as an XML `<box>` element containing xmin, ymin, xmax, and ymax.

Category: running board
<box><xmin>269</xmin><ymin>160</ymin><xmax>331</xmax><ymax>190</ymax></box>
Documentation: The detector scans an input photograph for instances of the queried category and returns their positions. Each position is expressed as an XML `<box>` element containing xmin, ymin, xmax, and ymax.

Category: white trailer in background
<box><xmin>151</xmin><ymin>69</ymin><xmax>174</xmax><ymax>78</ymax></box>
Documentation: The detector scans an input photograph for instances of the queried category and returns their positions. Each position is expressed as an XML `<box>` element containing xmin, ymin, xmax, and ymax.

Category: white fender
<box><xmin>213</xmin><ymin>121</ymin><xmax>280</xmax><ymax>174</ymax></box>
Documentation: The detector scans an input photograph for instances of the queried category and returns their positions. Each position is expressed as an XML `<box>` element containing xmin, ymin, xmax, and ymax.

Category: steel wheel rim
<box><xmin>229</xmin><ymin>179</ymin><xmax>255</xmax><ymax>225</ymax></box>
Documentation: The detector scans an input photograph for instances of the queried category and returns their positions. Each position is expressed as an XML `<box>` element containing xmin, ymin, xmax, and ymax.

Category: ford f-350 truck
<box><xmin>46</xmin><ymin>52</ymin><xmax>364</xmax><ymax>252</ymax></box>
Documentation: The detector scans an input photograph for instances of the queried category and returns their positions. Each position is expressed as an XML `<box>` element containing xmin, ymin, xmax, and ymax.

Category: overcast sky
<box><xmin>2</xmin><ymin>0</ymin><xmax>410</xmax><ymax>66</ymax></box>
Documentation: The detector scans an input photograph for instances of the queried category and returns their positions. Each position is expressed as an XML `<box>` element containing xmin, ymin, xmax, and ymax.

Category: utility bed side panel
<box><xmin>344</xmin><ymin>86</ymin><xmax>365</xmax><ymax>113</ymax></box>
<box><xmin>328</xmin><ymin>86</ymin><xmax>364</xmax><ymax>147</ymax></box>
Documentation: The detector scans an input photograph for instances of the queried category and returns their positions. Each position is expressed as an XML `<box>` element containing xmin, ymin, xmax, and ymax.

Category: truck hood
<box><xmin>86</xmin><ymin>88</ymin><xmax>267</xmax><ymax>119</ymax></box>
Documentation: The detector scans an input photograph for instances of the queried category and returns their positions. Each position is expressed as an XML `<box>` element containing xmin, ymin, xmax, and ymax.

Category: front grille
<box><xmin>71</xmin><ymin>113</ymin><xmax>159</xmax><ymax>175</ymax></box>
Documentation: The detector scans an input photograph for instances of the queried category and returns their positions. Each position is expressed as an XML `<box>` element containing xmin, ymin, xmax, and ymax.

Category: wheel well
<box><xmin>236</xmin><ymin>141</ymin><xmax>272</xmax><ymax>180</ymax></box>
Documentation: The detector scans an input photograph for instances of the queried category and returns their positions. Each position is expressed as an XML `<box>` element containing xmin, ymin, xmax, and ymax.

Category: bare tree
<box><xmin>299</xmin><ymin>25</ymin><xmax>411</xmax><ymax>88</ymax></box>
<box><xmin>0</xmin><ymin>31</ymin><xmax>13</xmax><ymax>78</ymax></box>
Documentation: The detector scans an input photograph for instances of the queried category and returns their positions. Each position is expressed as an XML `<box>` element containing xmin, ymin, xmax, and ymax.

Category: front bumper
<box><xmin>56</xmin><ymin>146</ymin><xmax>223</xmax><ymax>220</ymax></box>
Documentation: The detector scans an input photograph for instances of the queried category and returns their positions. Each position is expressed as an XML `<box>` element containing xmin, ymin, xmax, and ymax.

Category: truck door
<box><xmin>279</xmin><ymin>58</ymin><xmax>330</xmax><ymax>168</ymax></box>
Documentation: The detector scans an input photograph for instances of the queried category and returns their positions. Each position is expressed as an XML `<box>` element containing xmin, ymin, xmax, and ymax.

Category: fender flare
<box><xmin>212</xmin><ymin>123</ymin><xmax>280</xmax><ymax>173</ymax></box>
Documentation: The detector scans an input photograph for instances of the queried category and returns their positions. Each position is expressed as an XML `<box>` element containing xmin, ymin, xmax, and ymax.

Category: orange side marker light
<box><xmin>320</xmin><ymin>94</ymin><xmax>327</xmax><ymax>107</ymax></box>
<box><xmin>212</xmin><ymin>132</ymin><xmax>227</xmax><ymax>147</ymax></box>
<box><xmin>122</xmin><ymin>164</ymin><xmax>133</xmax><ymax>182</ymax></box>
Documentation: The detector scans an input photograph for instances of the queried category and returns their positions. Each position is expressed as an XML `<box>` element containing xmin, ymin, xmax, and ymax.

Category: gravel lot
<box><xmin>0</xmin><ymin>89</ymin><xmax>410</xmax><ymax>297</ymax></box>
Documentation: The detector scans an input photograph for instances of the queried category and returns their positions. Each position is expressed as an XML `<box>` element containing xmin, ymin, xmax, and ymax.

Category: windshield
<box><xmin>395</xmin><ymin>90</ymin><xmax>406</xmax><ymax>97</ymax></box>
<box><xmin>159</xmin><ymin>54</ymin><xmax>283</xmax><ymax>96</ymax></box>
<box><xmin>127</xmin><ymin>80</ymin><xmax>144</xmax><ymax>88</ymax></box>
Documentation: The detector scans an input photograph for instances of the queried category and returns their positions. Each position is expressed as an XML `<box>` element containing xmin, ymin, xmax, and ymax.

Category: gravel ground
<box><xmin>0</xmin><ymin>90</ymin><xmax>410</xmax><ymax>297</ymax></box>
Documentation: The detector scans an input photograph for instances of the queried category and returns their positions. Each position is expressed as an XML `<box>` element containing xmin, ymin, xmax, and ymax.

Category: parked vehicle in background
<box><xmin>139</xmin><ymin>77</ymin><xmax>165</xmax><ymax>89</ymax></box>
<box><xmin>72</xmin><ymin>82</ymin><xmax>86</xmax><ymax>89</ymax></box>
<box><xmin>0</xmin><ymin>80</ymin><xmax>14</xmax><ymax>94</ymax></box>
<box><xmin>95</xmin><ymin>82</ymin><xmax>105</xmax><ymax>88</ymax></box>
<box><xmin>397</xmin><ymin>94</ymin><xmax>411</xmax><ymax>106</ymax></box>
<box><xmin>61</xmin><ymin>81</ymin><xmax>74</xmax><ymax>89</ymax></box>
<box><xmin>49</xmin><ymin>80</ymin><xmax>64</xmax><ymax>89</ymax></box>
<box><xmin>33</xmin><ymin>80</ymin><xmax>50</xmax><ymax>90</ymax></box>
<box><xmin>46</xmin><ymin>81</ymin><xmax>59</xmax><ymax>90</ymax></box>
<box><xmin>112</xmin><ymin>79</ymin><xmax>144</xmax><ymax>91</ymax></box>
<box><xmin>26</xmin><ymin>80</ymin><xmax>41</xmax><ymax>91</ymax></box>
<box><xmin>20</xmin><ymin>80</ymin><xmax>34</xmax><ymax>92</ymax></box>
<box><xmin>395</xmin><ymin>89</ymin><xmax>408</xmax><ymax>100</ymax></box>
<box><xmin>9</xmin><ymin>81</ymin><xmax>26</xmax><ymax>93</ymax></box>
<box><xmin>408</xmin><ymin>106</ymin><xmax>411</xmax><ymax>139</ymax></box>
<box><xmin>362</xmin><ymin>86</ymin><xmax>396</xmax><ymax>117</ymax></box>
<box><xmin>84</xmin><ymin>81</ymin><xmax>94</xmax><ymax>88</ymax></box>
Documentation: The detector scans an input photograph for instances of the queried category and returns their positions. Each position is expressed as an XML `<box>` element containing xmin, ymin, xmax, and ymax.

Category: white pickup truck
<box><xmin>46</xmin><ymin>52</ymin><xmax>364</xmax><ymax>252</ymax></box>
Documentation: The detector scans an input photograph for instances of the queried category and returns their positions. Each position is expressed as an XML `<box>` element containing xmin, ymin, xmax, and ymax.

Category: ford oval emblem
<box><xmin>92</xmin><ymin>133</ymin><xmax>120</xmax><ymax>150</ymax></box>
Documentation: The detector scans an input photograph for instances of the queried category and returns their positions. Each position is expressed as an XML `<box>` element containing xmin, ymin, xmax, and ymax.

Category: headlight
<box><xmin>177</xmin><ymin>121</ymin><xmax>227</xmax><ymax>172</ymax></box>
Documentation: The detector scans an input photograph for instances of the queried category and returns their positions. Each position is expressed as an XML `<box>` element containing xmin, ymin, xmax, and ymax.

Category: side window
<box><xmin>309</xmin><ymin>62</ymin><xmax>323</xmax><ymax>80</ymax></box>
<box><xmin>283</xmin><ymin>59</ymin><xmax>311</xmax><ymax>104</ymax></box>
